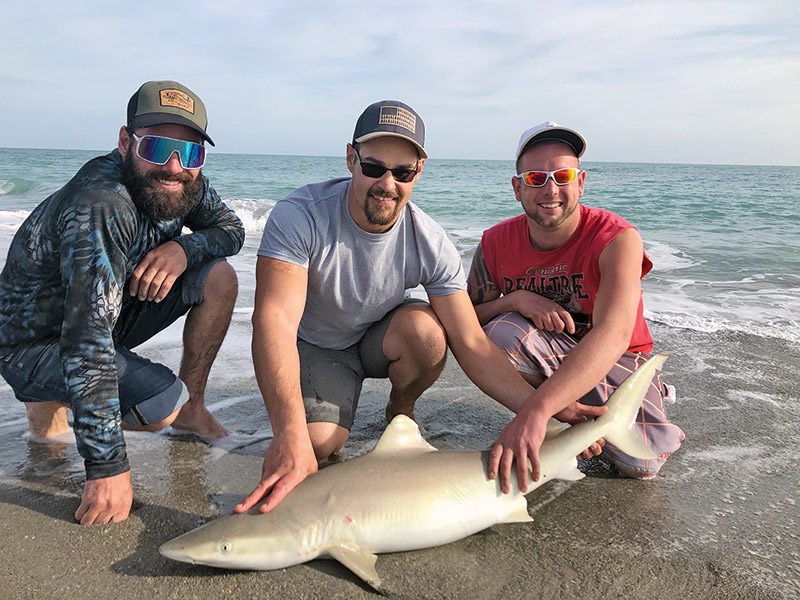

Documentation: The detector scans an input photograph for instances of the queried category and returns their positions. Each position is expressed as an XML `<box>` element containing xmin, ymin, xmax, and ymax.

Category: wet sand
<box><xmin>1</xmin><ymin>323</ymin><xmax>798</xmax><ymax>599</ymax></box>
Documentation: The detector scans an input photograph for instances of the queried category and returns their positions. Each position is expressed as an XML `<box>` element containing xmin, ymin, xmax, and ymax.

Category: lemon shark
<box><xmin>160</xmin><ymin>354</ymin><xmax>666</xmax><ymax>590</ymax></box>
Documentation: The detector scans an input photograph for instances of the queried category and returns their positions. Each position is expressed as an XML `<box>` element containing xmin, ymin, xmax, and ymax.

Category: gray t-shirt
<box><xmin>257</xmin><ymin>177</ymin><xmax>466</xmax><ymax>349</ymax></box>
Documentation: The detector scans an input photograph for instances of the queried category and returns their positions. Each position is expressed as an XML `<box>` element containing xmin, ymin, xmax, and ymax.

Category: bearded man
<box><xmin>0</xmin><ymin>80</ymin><xmax>244</xmax><ymax>525</ymax></box>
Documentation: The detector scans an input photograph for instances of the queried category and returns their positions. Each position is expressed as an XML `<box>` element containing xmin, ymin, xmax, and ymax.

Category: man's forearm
<box><xmin>473</xmin><ymin>293</ymin><xmax>516</xmax><ymax>325</ymax></box>
<box><xmin>449</xmin><ymin>333</ymin><xmax>535</xmax><ymax>414</ymax></box>
<box><xmin>179</xmin><ymin>187</ymin><xmax>245</xmax><ymax>268</ymax></box>
<box><xmin>524</xmin><ymin>324</ymin><xmax>631</xmax><ymax>415</ymax></box>
<box><xmin>252</xmin><ymin>315</ymin><xmax>308</xmax><ymax>439</ymax></box>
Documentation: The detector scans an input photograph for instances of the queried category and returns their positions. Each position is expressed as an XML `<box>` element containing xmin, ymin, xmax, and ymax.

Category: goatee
<box><xmin>363</xmin><ymin>189</ymin><xmax>401</xmax><ymax>227</ymax></box>
<box><xmin>122</xmin><ymin>151</ymin><xmax>204</xmax><ymax>221</ymax></box>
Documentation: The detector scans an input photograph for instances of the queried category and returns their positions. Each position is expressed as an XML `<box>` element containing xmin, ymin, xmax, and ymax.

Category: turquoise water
<box><xmin>1</xmin><ymin>147</ymin><xmax>799</xmax><ymax>343</ymax></box>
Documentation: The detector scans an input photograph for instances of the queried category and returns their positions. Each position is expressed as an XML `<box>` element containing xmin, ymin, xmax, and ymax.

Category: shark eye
<box><xmin>221</xmin><ymin>541</ymin><xmax>232</xmax><ymax>553</ymax></box>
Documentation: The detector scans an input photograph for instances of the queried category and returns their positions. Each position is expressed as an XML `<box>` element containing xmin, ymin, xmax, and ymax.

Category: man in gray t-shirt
<box><xmin>237</xmin><ymin>101</ymin><xmax>606</xmax><ymax>514</ymax></box>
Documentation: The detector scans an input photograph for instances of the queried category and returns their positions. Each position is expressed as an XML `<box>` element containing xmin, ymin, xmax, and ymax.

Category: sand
<box><xmin>1</xmin><ymin>324</ymin><xmax>798</xmax><ymax>599</ymax></box>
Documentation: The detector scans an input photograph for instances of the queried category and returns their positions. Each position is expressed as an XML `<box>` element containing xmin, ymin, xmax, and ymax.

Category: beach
<box><xmin>1</xmin><ymin>319</ymin><xmax>798</xmax><ymax>598</ymax></box>
<box><xmin>1</xmin><ymin>149</ymin><xmax>799</xmax><ymax>598</ymax></box>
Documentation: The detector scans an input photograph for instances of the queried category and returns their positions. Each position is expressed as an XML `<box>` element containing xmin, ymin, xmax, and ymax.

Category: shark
<box><xmin>159</xmin><ymin>354</ymin><xmax>666</xmax><ymax>590</ymax></box>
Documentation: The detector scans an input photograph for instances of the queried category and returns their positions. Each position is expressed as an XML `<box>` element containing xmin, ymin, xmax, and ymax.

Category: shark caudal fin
<box><xmin>598</xmin><ymin>354</ymin><xmax>667</xmax><ymax>460</ymax></box>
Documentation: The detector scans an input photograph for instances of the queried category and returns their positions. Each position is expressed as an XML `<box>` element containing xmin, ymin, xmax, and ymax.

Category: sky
<box><xmin>1</xmin><ymin>0</ymin><xmax>798</xmax><ymax>165</ymax></box>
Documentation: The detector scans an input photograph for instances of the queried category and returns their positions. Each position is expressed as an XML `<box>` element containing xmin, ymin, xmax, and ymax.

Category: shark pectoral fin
<box><xmin>328</xmin><ymin>544</ymin><xmax>382</xmax><ymax>591</ymax></box>
<box><xmin>554</xmin><ymin>457</ymin><xmax>585</xmax><ymax>482</ymax></box>
<box><xmin>500</xmin><ymin>499</ymin><xmax>534</xmax><ymax>524</ymax></box>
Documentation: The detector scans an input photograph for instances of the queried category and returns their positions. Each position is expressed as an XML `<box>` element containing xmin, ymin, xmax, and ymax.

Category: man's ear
<box><xmin>512</xmin><ymin>175</ymin><xmax>522</xmax><ymax>202</ymax></box>
<box><xmin>346</xmin><ymin>143</ymin><xmax>356</xmax><ymax>175</ymax></box>
<box><xmin>118</xmin><ymin>126</ymin><xmax>132</xmax><ymax>157</ymax></box>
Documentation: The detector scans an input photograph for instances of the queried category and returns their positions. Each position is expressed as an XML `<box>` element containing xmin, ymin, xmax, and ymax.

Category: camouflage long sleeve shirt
<box><xmin>0</xmin><ymin>151</ymin><xmax>245</xmax><ymax>479</ymax></box>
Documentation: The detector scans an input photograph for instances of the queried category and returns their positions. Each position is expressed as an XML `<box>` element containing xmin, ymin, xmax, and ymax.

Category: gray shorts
<box><xmin>484</xmin><ymin>311</ymin><xmax>685</xmax><ymax>477</ymax></box>
<box><xmin>0</xmin><ymin>259</ymin><xmax>222</xmax><ymax>426</ymax></box>
<box><xmin>299</xmin><ymin>299</ymin><xmax>426</xmax><ymax>430</ymax></box>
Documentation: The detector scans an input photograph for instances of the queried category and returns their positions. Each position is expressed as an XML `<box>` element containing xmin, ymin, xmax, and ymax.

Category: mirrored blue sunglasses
<box><xmin>132</xmin><ymin>133</ymin><xmax>206</xmax><ymax>169</ymax></box>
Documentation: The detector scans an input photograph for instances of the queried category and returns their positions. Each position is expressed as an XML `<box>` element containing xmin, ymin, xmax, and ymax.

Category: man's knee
<box><xmin>603</xmin><ymin>447</ymin><xmax>666</xmax><ymax>480</ymax></box>
<box><xmin>483</xmin><ymin>311</ymin><xmax>532</xmax><ymax>353</ymax></box>
<box><xmin>386</xmin><ymin>305</ymin><xmax>447</xmax><ymax>366</ymax></box>
<box><xmin>122</xmin><ymin>408</ymin><xmax>179</xmax><ymax>433</ymax></box>
<box><xmin>308</xmin><ymin>422</ymin><xmax>349</xmax><ymax>461</ymax></box>
<box><xmin>203</xmin><ymin>260</ymin><xmax>238</xmax><ymax>304</ymax></box>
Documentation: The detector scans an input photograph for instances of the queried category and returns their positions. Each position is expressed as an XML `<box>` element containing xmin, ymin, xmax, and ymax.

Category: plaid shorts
<box><xmin>484</xmin><ymin>311</ymin><xmax>685</xmax><ymax>477</ymax></box>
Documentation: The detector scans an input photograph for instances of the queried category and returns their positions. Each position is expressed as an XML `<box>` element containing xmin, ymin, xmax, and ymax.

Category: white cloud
<box><xmin>0</xmin><ymin>0</ymin><xmax>797</xmax><ymax>164</ymax></box>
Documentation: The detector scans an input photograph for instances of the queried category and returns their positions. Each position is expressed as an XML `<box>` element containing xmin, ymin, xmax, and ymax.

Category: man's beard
<box><xmin>363</xmin><ymin>187</ymin><xmax>402</xmax><ymax>227</ymax></box>
<box><xmin>122</xmin><ymin>151</ymin><xmax>204</xmax><ymax>221</ymax></box>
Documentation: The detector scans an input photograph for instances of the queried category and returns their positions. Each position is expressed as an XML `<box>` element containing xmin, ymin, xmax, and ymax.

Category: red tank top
<box><xmin>481</xmin><ymin>204</ymin><xmax>654</xmax><ymax>353</ymax></box>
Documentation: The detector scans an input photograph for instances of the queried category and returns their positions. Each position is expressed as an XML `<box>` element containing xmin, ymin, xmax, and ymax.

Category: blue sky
<box><xmin>1</xmin><ymin>0</ymin><xmax>798</xmax><ymax>165</ymax></box>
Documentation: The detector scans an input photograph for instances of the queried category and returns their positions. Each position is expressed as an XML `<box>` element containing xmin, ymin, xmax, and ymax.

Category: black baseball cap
<box><xmin>127</xmin><ymin>80</ymin><xmax>214</xmax><ymax>146</ymax></box>
<box><xmin>352</xmin><ymin>100</ymin><xmax>426</xmax><ymax>158</ymax></box>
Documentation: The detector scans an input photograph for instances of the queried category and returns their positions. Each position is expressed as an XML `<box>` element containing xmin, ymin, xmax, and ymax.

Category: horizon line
<box><xmin>0</xmin><ymin>146</ymin><xmax>798</xmax><ymax>169</ymax></box>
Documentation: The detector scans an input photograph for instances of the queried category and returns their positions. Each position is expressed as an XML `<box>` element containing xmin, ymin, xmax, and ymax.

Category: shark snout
<box><xmin>159</xmin><ymin>539</ymin><xmax>196</xmax><ymax>564</ymax></box>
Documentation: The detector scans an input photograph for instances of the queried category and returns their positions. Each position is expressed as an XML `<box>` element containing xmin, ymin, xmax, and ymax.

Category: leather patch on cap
<box><xmin>378</xmin><ymin>106</ymin><xmax>416</xmax><ymax>133</ymax></box>
<box><xmin>159</xmin><ymin>89</ymin><xmax>195</xmax><ymax>114</ymax></box>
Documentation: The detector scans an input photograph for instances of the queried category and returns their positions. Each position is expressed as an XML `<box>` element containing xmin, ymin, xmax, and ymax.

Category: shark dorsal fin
<box><xmin>371</xmin><ymin>415</ymin><xmax>437</xmax><ymax>455</ymax></box>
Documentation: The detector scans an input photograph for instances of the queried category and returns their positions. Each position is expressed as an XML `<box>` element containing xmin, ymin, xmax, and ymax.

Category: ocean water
<box><xmin>2</xmin><ymin>148</ymin><xmax>800</xmax><ymax>596</ymax></box>
<box><xmin>3</xmin><ymin>147</ymin><xmax>797</xmax><ymax>344</ymax></box>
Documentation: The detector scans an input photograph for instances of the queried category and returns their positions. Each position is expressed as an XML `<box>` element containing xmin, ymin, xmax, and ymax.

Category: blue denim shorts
<box><xmin>0</xmin><ymin>260</ymin><xmax>220</xmax><ymax>426</ymax></box>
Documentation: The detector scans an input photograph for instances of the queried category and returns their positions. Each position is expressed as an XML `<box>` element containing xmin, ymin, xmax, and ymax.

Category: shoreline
<box><xmin>1</xmin><ymin>327</ymin><xmax>798</xmax><ymax>598</ymax></box>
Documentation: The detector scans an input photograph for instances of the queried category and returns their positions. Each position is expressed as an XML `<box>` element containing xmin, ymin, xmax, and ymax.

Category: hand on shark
<box><xmin>488</xmin><ymin>401</ymin><xmax>607</xmax><ymax>493</ymax></box>
<box><xmin>554</xmin><ymin>401</ymin><xmax>608</xmax><ymax>459</ymax></box>
<box><xmin>160</xmin><ymin>355</ymin><xmax>665</xmax><ymax>590</ymax></box>
<box><xmin>235</xmin><ymin>432</ymin><xmax>318</xmax><ymax>514</ymax></box>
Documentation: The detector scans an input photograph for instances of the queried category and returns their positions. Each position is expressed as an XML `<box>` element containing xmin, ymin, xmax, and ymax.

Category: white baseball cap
<box><xmin>516</xmin><ymin>121</ymin><xmax>586</xmax><ymax>159</ymax></box>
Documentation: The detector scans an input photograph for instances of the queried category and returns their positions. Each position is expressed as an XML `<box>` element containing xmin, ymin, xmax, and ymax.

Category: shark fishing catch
<box><xmin>160</xmin><ymin>354</ymin><xmax>666</xmax><ymax>591</ymax></box>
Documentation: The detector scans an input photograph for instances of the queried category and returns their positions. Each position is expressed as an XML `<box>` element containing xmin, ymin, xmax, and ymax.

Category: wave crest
<box><xmin>0</xmin><ymin>178</ymin><xmax>36</xmax><ymax>196</ymax></box>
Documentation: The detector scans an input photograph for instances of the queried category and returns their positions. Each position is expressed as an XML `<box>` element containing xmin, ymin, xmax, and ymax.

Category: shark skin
<box><xmin>160</xmin><ymin>354</ymin><xmax>666</xmax><ymax>591</ymax></box>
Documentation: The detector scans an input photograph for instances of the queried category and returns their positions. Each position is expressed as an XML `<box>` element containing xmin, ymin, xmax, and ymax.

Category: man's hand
<box><xmin>235</xmin><ymin>434</ymin><xmax>318</xmax><ymax>514</ymax></box>
<box><xmin>508</xmin><ymin>290</ymin><xmax>577</xmax><ymax>334</ymax></box>
<box><xmin>74</xmin><ymin>470</ymin><xmax>133</xmax><ymax>525</ymax></box>
<box><xmin>554</xmin><ymin>401</ymin><xmax>608</xmax><ymax>459</ymax></box>
<box><xmin>553</xmin><ymin>401</ymin><xmax>608</xmax><ymax>424</ymax></box>
<box><xmin>129</xmin><ymin>240</ymin><xmax>188</xmax><ymax>302</ymax></box>
<box><xmin>488</xmin><ymin>404</ymin><xmax>551</xmax><ymax>494</ymax></box>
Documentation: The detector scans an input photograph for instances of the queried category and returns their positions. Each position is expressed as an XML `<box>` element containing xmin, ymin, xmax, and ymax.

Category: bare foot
<box><xmin>171</xmin><ymin>400</ymin><xmax>228</xmax><ymax>438</ymax></box>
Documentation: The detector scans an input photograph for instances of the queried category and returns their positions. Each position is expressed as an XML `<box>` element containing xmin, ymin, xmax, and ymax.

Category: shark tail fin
<box><xmin>599</xmin><ymin>353</ymin><xmax>668</xmax><ymax>461</ymax></box>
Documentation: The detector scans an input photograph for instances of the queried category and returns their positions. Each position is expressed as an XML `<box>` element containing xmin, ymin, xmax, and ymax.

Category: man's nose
<box><xmin>543</xmin><ymin>174</ymin><xmax>561</xmax><ymax>192</ymax></box>
<box><xmin>162</xmin><ymin>152</ymin><xmax>185</xmax><ymax>174</ymax></box>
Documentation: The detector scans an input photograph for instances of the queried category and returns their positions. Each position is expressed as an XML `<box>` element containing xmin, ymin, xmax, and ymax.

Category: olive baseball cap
<box><xmin>127</xmin><ymin>80</ymin><xmax>214</xmax><ymax>146</ymax></box>
<box><xmin>352</xmin><ymin>100</ymin><xmax>427</xmax><ymax>158</ymax></box>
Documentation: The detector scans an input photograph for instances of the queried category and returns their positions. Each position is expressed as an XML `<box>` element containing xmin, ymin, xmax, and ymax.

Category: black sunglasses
<box><xmin>353</xmin><ymin>146</ymin><xmax>419</xmax><ymax>183</ymax></box>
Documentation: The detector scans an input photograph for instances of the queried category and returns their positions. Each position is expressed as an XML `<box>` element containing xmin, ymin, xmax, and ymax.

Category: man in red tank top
<box><xmin>468</xmin><ymin>122</ymin><xmax>684</xmax><ymax>488</ymax></box>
